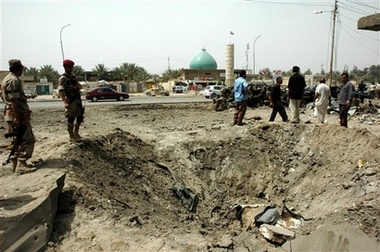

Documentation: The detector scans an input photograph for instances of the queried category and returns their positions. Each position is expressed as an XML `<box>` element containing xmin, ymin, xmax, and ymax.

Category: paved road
<box><xmin>27</xmin><ymin>95</ymin><xmax>212</xmax><ymax>109</ymax></box>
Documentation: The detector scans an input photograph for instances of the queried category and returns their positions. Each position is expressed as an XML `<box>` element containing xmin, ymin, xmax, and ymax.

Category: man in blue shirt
<box><xmin>233</xmin><ymin>70</ymin><xmax>248</xmax><ymax>126</ymax></box>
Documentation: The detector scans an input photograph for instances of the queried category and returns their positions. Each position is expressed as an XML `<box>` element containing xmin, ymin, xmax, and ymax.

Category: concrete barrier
<box><xmin>0</xmin><ymin>169</ymin><xmax>66</xmax><ymax>252</ymax></box>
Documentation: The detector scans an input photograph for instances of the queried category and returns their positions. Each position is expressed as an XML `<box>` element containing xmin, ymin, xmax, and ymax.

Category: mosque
<box><xmin>177</xmin><ymin>46</ymin><xmax>243</xmax><ymax>87</ymax></box>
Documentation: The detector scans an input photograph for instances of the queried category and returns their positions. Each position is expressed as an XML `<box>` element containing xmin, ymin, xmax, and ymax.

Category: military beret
<box><xmin>8</xmin><ymin>59</ymin><xmax>23</xmax><ymax>68</ymax></box>
<box><xmin>63</xmin><ymin>59</ymin><xmax>75</xmax><ymax>66</ymax></box>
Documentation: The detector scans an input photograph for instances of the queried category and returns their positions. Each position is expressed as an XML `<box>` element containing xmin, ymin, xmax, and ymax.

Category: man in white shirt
<box><xmin>313</xmin><ymin>78</ymin><xmax>331</xmax><ymax>124</ymax></box>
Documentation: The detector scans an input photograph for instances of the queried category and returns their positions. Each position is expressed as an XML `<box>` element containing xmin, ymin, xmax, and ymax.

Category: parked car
<box><xmin>85</xmin><ymin>87</ymin><xmax>129</xmax><ymax>102</ymax></box>
<box><xmin>25</xmin><ymin>93</ymin><xmax>37</xmax><ymax>99</ymax></box>
<box><xmin>204</xmin><ymin>85</ymin><xmax>224</xmax><ymax>99</ymax></box>
<box><xmin>173</xmin><ymin>86</ymin><xmax>184</xmax><ymax>93</ymax></box>
<box><xmin>25</xmin><ymin>88</ymin><xmax>38</xmax><ymax>99</ymax></box>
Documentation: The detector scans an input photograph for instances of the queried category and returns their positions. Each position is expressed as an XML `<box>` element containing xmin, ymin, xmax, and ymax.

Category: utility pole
<box><xmin>168</xmin><ymin>56</ymin><xmax>171</xmax><ymax>71</ymax></box>
<box><xmin>329</xmin><ymin>0</ymin><xmax>338</xmax><ymax>86</ymax></box>
<box><xmin>245</xmin><ymin>43</ymin><xmax>249</xmax><ymax>71</ymax></box>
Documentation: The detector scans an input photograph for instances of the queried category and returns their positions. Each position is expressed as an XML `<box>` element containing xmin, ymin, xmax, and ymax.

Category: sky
<box><xmin>1</xmin><ymin>0</ymin><xmax>379</xmax><ymax>76</ymax></box>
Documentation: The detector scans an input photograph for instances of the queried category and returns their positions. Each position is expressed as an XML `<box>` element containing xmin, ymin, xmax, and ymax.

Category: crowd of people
<box><xmin>233</xmin><ymin>66</ymin><xmax>361</xmax><ymax>128</ymax></box>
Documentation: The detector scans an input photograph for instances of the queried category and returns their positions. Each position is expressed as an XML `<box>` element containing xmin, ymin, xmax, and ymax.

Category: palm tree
<box><xmin>120</xmin><ymin>63</ymin><xmax>141</xmax><ymax>83</ymax></box>
<box><xmin>162</xmin><ymin>69</ymin><xmax>181</xmax><ymax>82</ymax></box>
<box><xmin>73</xmin><ymin>65</ymin><xmax>85</xmax><ymax>81</ymax></box>
<box><xmin>110</xmin><ymin>66</ymin><xmax>124</xmax><ymax>81</ymax></box>
<box><xmin>24</xmin><ymin>67</ymin><xmax>40</xmax><ymax>82</ymax></box>
<box><xmin>134</xmin><ymin>67</ymin><xmax>150</xmax><ymax>82</ymax></box>
<box><xmin>39</xmin><ymin>65</ymin><xmax>60</xmax><ymax>86</ymax></box>
<box><xmin>91</xmin><ymin>64</ymin><xmax>109</xmax><ymax>81</ymax></box>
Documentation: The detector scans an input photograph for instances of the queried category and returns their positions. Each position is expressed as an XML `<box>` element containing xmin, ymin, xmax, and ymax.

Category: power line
<box><xmin>244</xmin><ymin>0</ymin><xmax>331</xmax><ymax>7</ymax></box>
<box><xmin>339</xmin><ymin>3</ymin><xmax>373</xmax><ymax>16</ymax></box>
<box><xmin>338</xmin><ymin>22</ymin><xmax>380</xmax><ymax>55</ymax></box>
<box><xmin>347</xmin><ymin>0</ymin><xmax>380</xmax><ymax>11</ymax></box>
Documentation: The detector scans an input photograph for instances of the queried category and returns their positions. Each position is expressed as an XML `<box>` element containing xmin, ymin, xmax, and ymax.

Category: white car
<box><xmin>204</xmin><ymin>85</ymin><xmax>224</xmax><ymax>99</ymax></box>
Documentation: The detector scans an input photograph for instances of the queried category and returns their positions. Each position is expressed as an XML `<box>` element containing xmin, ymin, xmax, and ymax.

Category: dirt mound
<box><xmin>43</xmin><ymin>105</ymin><xmax>379</xmax><ymax>251</ymax></box>
<box><xmin>2</xmin><ymin>104</ymin><xmax>378</xmax><ymax>251</ymax></box>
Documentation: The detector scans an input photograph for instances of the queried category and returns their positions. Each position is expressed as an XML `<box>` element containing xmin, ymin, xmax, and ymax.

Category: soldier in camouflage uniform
<box><xmin>58</xmin><ymin>59</ymin><xmax>84</xmax><ymax>142</ymax></box>
<box><xmin>1</xmin><ymin>59</ymin><xmax>36</xmax><ymax>174</ymax></box>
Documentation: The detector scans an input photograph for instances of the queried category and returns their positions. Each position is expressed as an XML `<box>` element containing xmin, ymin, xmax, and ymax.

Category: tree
<box><xmin>110</xmin><ymin>66</ymin><xmax>124</xmax><ymax>81</ymax></box>
<box><xmin>134</xmin><ymin>67</ymin><xmax>150</xmax><ymax>82</ymax></box>
<box><xmin>91</xmin><ymin>64</ymin><xmax>110</xmax><ymax>81</ymax></box>
<box><xmin>73</xmin><ymin>65</ymin><xmax>85</xmax><ymax>81</ymax></box>
<box><xmin>120</xmin><ymin>63</ymin><xmax>141</xmax><ymax>82</ymax></box>
<box><xmin>39</xmin><ymin>65</ymin><xmax>60</xmax><ymax>86</ymax></box>
<box><xmin>24</xmin><ymin>67</ymin><xmax>40</xmax><ymax>82</ymax></box>
<box><xmin>368</xmin><ymin>65</ymin><xmax>380</xmax><ymax>82</ymax></box>
<box><xmin>162</xmin><ymin>69</ymin><xmax>181</xmax><ymax>82</ymax></box>
<box><xmin>303</xmin><ymin>69</ymin><xmax>312</xmax><ymax>75</ymax></box>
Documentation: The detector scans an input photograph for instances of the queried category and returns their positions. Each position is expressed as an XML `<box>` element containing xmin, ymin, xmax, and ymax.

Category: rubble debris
<box><xmin>255</xmin><ymin>208</ymin><xmax>280</xmax><ymax>225</ymax></box>
<box><xmin>259</xmin><ymin>224</ymin><xmax>295</xmax><ymax>245</ymax></box>
<box><xmin>171</xmin><ymin>183</ymin><xmax>198</xmax><ymax>212</ymax></box>
<box><xmin>156</xmin><ymin>162</ymin><xmax>199</xmax><ymax>212</ymax></box>
<box><xmin>277</xmin><ymin>206</ymin><xmax>308</xmax><ymax>229</ymax></box>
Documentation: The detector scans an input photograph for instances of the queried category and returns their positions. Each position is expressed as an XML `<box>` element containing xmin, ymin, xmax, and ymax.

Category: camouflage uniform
<box><xmin>57</xmin><ymin>69</ymin><xmax>84</xmax><ymax>142</ymax></box>
<box><xmin>1</xmin><ymin>60</ymin><xmax>36</xmax><ymax>173</ymax></box>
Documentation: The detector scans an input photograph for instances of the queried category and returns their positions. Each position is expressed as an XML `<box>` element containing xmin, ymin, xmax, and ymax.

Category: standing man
<box><xmin>233</xmin><ymin>70</ymin><xmax>248</xmax><ymax>126</ymax></box>
<box><xmin>338</xmin><ymin>72</ymin><xmax>354</xmax><ymax>127</ymax></box>
<box><xmin>58</xmin><ymin>59</ymin><xmax>84</xmax><ymax>142</ymax></box>
<box><xmin>1</xmin><ymin>59</ymin><xmax>36</xmax><ymax>174</ymax></box>
<box><xmin>358</xmin><ymin>81</ymin><xmax>366</xmax><ymax>104</ymax></box>
<box><xmin>313</xmin><ymin>78</ymin><xmax>331</xmax><ymax>124</ymax></box>
<box><xmin>269</xmin><ymin>76</ymin><xmax>288</xmax><ymax>122</ymax></box>
<box><xmin>287</xmin><ymin>66</ymin><xmax>306</xmax><ymax>123</ymax></box>
<box><xmin>369</xmin><ymin>82</ymin><xmax>376</xmax><ymax>100</ymax></box>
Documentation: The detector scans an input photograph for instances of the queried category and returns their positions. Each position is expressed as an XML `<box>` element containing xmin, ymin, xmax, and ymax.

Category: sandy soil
<box><xmin>1</xmin><ymin>99</ymin><xmax>379</xmax><ymax>251</ymax></box>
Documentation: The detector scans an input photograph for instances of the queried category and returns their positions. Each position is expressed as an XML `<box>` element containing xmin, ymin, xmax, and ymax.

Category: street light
<box><xmin>60</xmin><ymin>24</ymin><xmax>71</xmax><ymax>60</ymax></box>
<box><xmin>253</xmin><ymin>35</ymin><xmax>261</xmax><ymax>76</ymax></box>
<box><xmin>313</xmin><ymin>0</ymin><xmax>338</xmax><ymax>86</ymax></box>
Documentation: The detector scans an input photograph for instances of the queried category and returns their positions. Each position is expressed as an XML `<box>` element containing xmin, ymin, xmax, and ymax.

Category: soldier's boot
<box><xmin>17</xmin><ymin>158</ymin><xmax>37</xmax><ymax>175</ymax></box>
<box><xmin>73</xmin><ymin>123</ymin><xmax>82</xmax><ymax>142</ymax></box>
<box><xmin>67</xmin><ymin>123</ymin><xmax>75</xmax><ymax>141</ymax></box>
<box><xmin>11</xmin><ymin>156</ymin><xmax>18</xmax><ymax>173</ymax></box>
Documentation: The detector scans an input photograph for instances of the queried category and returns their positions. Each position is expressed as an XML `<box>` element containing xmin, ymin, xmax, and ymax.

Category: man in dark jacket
<box><xmin>287</xmin><ymin>66</ymin><xmax>306</xmax><ymax>123</ymax></box>
<box><xmin>269</xmin><ymin>77</ymin><xmax>288</xmax><ymax>122</ymax></box>
<box><xmin>339</xmin><ymin>72</ymin><xmax>354</xmax><ymax>127</ymax></box>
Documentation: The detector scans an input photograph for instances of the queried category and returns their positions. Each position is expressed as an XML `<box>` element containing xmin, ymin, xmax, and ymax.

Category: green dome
<box><xmin>189</xmin><ymin>49</ymin><xmax>217</xmax><ymax>70</ymax></box>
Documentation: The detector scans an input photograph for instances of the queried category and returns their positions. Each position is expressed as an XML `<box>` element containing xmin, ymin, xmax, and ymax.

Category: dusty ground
<box><xmin>1</xmin><ymin>99</ymin><xmax>380</xmax><ymax>251</ymax></box>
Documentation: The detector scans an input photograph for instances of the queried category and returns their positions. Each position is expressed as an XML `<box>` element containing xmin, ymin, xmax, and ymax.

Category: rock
<box><xmin>259</xmin><ymin>224</ymin><xmax>295</xmax><ymax>245</ymax></box>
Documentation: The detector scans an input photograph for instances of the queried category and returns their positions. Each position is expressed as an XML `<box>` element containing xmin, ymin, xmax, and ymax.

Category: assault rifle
<box><xmin>2</xmin><ymin>125</ymin><xmax>27</xmax><ymax>166</ymax></box>
<box><xmin>2</xmin><ymin>109</ymin><xmax>31</xmax><ymax>166</ymax></box>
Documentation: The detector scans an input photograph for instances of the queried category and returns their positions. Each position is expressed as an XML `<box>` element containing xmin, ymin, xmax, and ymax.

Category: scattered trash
<box><xmin>231</xmin><ymin>204</ymin><xmax>308</xmax><ymax>245</ymax></box>
<box><xmin>358</xmin><ymin>159</ymin><xmax>364</xmax><ymax>169</ymax></box>
<box><xmin>256</xmin><ymin>208</ymin><xmax>280</xmax><ymax>226</ymax></box>
<box><xmin>171</xmin><ymin>183</ymin><xmax>198</xmax><ymax>212</ymax></box>
<box><xmin>348</xmin><ymin>107</ymin><xmax>357</xmax><ymax>116</ymax></box>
